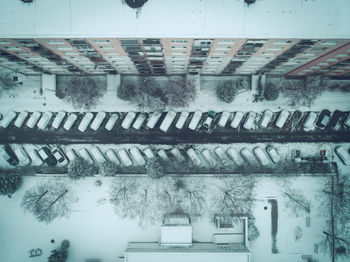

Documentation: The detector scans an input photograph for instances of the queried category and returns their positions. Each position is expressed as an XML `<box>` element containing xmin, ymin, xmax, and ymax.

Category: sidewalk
<box><xmin>1</xmin><ymin>74</ymin><xmax>350</xmax><ymax>115</ymax></box>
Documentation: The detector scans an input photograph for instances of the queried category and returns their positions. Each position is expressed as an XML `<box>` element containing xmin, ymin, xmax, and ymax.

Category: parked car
<box><xmin>230</xmin><ymin>111</ymin><xmax>244</xmax><ymax>128</ymax></box>
<box><xmin>275</xmin><ymin>110</ymin><xmax>290</xmax><ymax>129</ymax></box>
<box><xmin>201</xmin><ymin>149</ymin><xmax>217</xmax><ymax>168</ymax></box>
<box><xmin>146</xmin><ymin>111</ymin><xmax>162</xmax><ymax>129</ymax></box>
<box><xmin>65</xmin><ymin>149</ymin><xmax>79</xmax><ymax>162</ymax></box>
<box><xmin>51</xmin><ymin>147</ymin><xmax>69</xmax><ymax>166</ymax></box>
<box><xmin>28</xmin><ymin>149</ymin><xmax>44</xmax><ymax>166</ymax></box>
<box><xmin>37</xmin><ymin>112</ymin><xmax>53</xmax><ymax>130</ymax></box>
<box><xmin>14</xmin><ymin>111</ymin><xmax>29</xmax><ymax>128</ymax></box>
<box><xmin>90</xmin><ymin>112</ymin><xmax>106</xmax><ymax>131</ymax></box>
<box><xmin>78</xmin><ymin>112</ymin><xmax>94</xmax><ymax>132</ymax></box>
<box><xmin>176</xmin><ymin>111</ymin><xmax>190</xmax><ymax>129</ymax></box>
<box><xmin>1</xmin><ymin>111</ymin><xmax>17</xmax><ymax>128</ymax></box>
<box><xmin>266</xmin><ymin>145</ymin><xmax>281</xmax><ymax>163</ymax></box>
<box><xmin>227</xmin><ymin>147</ymin><xmax>244</xmax><ymax>166</ymax></box>
<box><xmin>13</xmin><ymin>146</ymin><xmax>31</xmax><ymax>166</ymax></box>
<box><xmin>159</xmin><ymin>111</ymin><xmax>176</xmax><ymax>132</ymax></box>
<box><xmin>188</xmin><ymin>111</ymin><xmax>202</xmax><ymax>130</ymax></box>
<box><xmin>26</xmin><ymin>112</ymin><xmax>42</xmax><ymax>128</ymax></box>
<box><xmin>38</xmin><ymin>146</ymin><xmax>57</xmax><ymax>166</ymax></box>
<box><xmin>129</xmin><ymin>147</ymin><xmax>146</xmax><ymax>166</ymax></box>
<box><xmin>132</xmin><ymin>113</ymin><xmax>147</xmax><ymax>130</ymax></box>
<box><xmin>170</xmin><ymin>148</ymin><xmax>186</xmax><ymax>162</ymax></box>
<box><xmin>316</xmin><ymin>110</ymin><xmax>331</xmax><ymax>128</ymax></box>
<box><xmin>78</xmin><ymin>148</ymin><xmax>94</xmax><ymax>165</ymax></box>
<box><xmin>303</xmin><ymin>112</ymin><xmax>318</xmax><ymax>130</ymax></box>
<box><xmin>259</xmin><ymin>110</ymin><xmax>273</xmax><ymax>128</ymax></box>
<box><xmin>253</xmin><ymin>146</ymin><xmax>270</xmax><ymax>166</ymax></box>
<box><xmin>214</xmin><ymin>146</ymin><xmax>231</xmax><ymax>167</ymax></box>
<box><xmin>63</xmin><ymin>113</ymin><xmax>78</xmax><ymax>131</ymax></box>
<box><xmin>105</xmin><ymin>149</ymin><xmax>121</xmax><ymax>165</ymax></box>
<box><xmin>217</xmin><ymin>111</ymin><xmax>230</xmax><ymax>128</ymax></box>
<box><xmin>143</xmin><ymin>147</ymin><xmax>155</xmax><ymax>159</ymax></box>
<box><xmin>240</xmin><ymin>148</ymin><xmax>256</xmax><ymax>163</ymax></box>
<box><xmin>186</xmin><ymin>148</ymin><xmax>202</xmax><ymax>167</ymax></box>
<box><xmin>105</xmin><ymin>113</ymin><xmax>119</xmax><ymax>131</ymax></box>
<box><xmin>243</xmin><ymin>112</ymin><xmax>256</xmax><ymax>130</ymax></box>
<box><xmin>284</xmin><ymin>110</ymin><xmax>302</xmax><ymax>131</ymax></box>
<box><xmin>325</xmin><ymin>110</ymin><xmax>344</xmax><ymax>131</ymax></box>
<box><xmin>343</xmin><ymin>112</ymin><xmax>350</xmax><ymax>128</ymax></box>
<box><xmin>202</xmin><ymin>111</ymin><xmax>216</xmax><ymax>130</ymax></box>
<box><xmin>51</xmin><ymin>111</ymin><xmax>66</xmax><ymax>129</ymax></box>
<box><xmin>334</xmin><ymin>146</ymin><xmax>350</xmax><ymax>165</ymax></box>
<box><xmin>90</xmin><ymin>147</ymin><xmax>107</xmax><ymax>164</ymax></box>
<box><xmin>121</xmin><ymin>112</ymin><xmax>136</xmax><ymax>129</ymax></box>
<box><xmin>0</xmin><ymin>144</ymin><xmax>19</xmax><ymax>166</ymax></box>
<box><xmin>117</xmin><ymin>149</ymin><xmax>133</xmax><ymax>167</ymax></box>
<box><xmin>157</xmin><ymin>149</ymin><xmax>169</xmax><ymax>162</ymax></box>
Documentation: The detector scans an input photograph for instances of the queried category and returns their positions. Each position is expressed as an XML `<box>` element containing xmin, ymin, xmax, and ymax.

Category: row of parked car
<box><xmin>1</xmin><ymin>109</ymin><xmax>349</xmax><ymax>133</ymax></box>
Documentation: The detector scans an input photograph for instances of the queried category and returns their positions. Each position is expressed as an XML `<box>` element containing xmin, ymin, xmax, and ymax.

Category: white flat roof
<box><xmin>0</xmin><ymin>0</ymin><xmax>349</xmax><ymax>38</ymax></box>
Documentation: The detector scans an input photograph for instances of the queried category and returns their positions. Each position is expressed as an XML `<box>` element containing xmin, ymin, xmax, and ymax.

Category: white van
<box><xmin>28</xmin><ymin>149</ymin><xmax>44</xmax><ymax>166</ymax></box>
<box><xmin>37</xmin><ymin>112</ymin><xmax>53</xmax><ymax>130</ymax></box>
<box><xmin>159</xmin><ymin>111</ymin><xmax>176</xmax><ymax>132</ymax></box>
<box><xmin>243</xmin><ymin>112</ymin><xmax>256</xmax><ymax>130</ymax></box>
<box><xmin>188</xmin><ymin>111</ymin><xmax>202</xmax><ymax>130</ymax></box>
<box><xmin>121</xmin><ymin>112</ymin><xmax>136</xmax><ymax>129</ymax></box>
<box><xmin>51</xmin><ymin>111</ymin><xmax>66</xmax><ymax>129</ymax></box>
<box><xmin>14</xmin><ymin>111</ymin><xmax>29</xmax><ymax>128</ymax></box>
<box><xmin>217</xmin><ymin>111</ymin><xmax>230</xmax><ymax>128</ymax></box>
<box><xmin>253</xmin><ymin>146</ymin><xmax>270</xmax><ymax>166</ymax></box>
<box><xmin>230</xmin><ymin>111</ymin><xmax>244</xmax><ymax>128</ymax></box>
<box><xmin>227</xmin><ymin>147</ymin><xmax>244</xmax><ymax>166</ymax></box>
<box><xmin>105</xmin><ymin>113</ymin><xmax>119</xmax><ymax>131</ymax></box>
<box><xmin>259</xmin><ymin>110</ymin><xmax>273</xmax><ymax>128</ymax></box>
<box><xmin>90</xmin><ymin>147</ymin><xmax>107</xmax><ymax>163</ymax></box>
<box><xmin>63</xmin><ymin>113</ymin><xmax>78</xmax><ymax>131</ymax></box>
<box><xmin>334</xmin><ymin>146</ymin><xmax>350</xmax><ymax>165</ymax></box>
<box><xmin>129</xmin><ymin>147</ymin><xmax>146</xmax><ymax>166</ymax></box>
<box><xmin>266</xmin><ymin>145</ymin><xmax>281</xmax><ymax>163</ymax></box>
<box><xmin>146</xmin><ymin>111</ymin><xmax>162</xmax><ymax>129</ymax></box>
<box><xmin>175</xmin><ymin>111</ymin><xmax>189</xmax><ymax>129</ymax></box>
<box><xmin>78</xmin><ymin>112</ymin><xmax>94</xmax><ymax>132</ymax></box>
<box><xmin>170</xmin><ymin>148</ymin><xmax>186</xmax><ymax>162</ymax></box>
<box><xmin>275</xmin><ymin>110</ymin><xmax>290</xmax><ymax>128</ymax></box>
<box><xmin>158</xmin><ymin>149</ymin><xmax>169</xmax><ymax>161</ymax></box>
<box><xmin>90</xmin><ymin>112</ymin><xmax>106</xmax><ymax>131</ymax></box>
<box><xmin>1</xmin><ymin>111</ymin><xmax>17</xmax><ymax>128</ymax></box>
<box><xmin>186</xmin><ymin>148</ymin><xmax>202</xmax><ymax>166</ymax></box>
<box><xmin>214</xmin><ymin>146</ymin><xmax>231</xmax><ymax>167</ymax></box>
<box><xmin>66</xmin><ymin>149</ymin><xmax>79</xmax><ymax>162</ymax></box>
<box><xmin>303</xmin><ymin>112</ymin><xmax>318</xmax><ymax>130</ymax></box>
<box><xmin>132</xmin><ymin>113</ymin><xmax>147</xmax><ymax>130</ymax></box>
<box><xmin>105</xmin><ymin>149</ymin><xmax>121</xmax><ymax>165</ymax></box>
<box><xmin>143</xmin><ymin>147</ymin><xmax>155</xmax><ymax>159</ymax></box>
<box><xmin>79</xmin><ymin>148</ymin><xmax>94</xmax><ymax>165</ymax></box>
<box><xmin>117</xmin><ymin>149</ymin><xmax>133</xmax><ymax>167</ymax></box>
<box><xmin>201</xmin><ymin>149</ymin><xmax>217</xmax><ymax>168</ymax></box>
<box><xmin>14</xmin><ymin>146</ymin><xmax>31</xmax><ymax>166</ymax></box>
<box><xmin>26</xmin><ymin>112</ymin><xmax>42</xmax><ymax>128</ymax></box>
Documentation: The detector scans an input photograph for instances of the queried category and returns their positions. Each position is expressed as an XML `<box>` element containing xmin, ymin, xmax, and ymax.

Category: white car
<box><xmin>188</xmin><ymin>111</ymin><xmax>202</xmax><ymax>130</ymax></box>
<box><xmin>157</xmin><ymin>149</ymin><xmax>169</xmax><ymax>161</ymax></box>
<box><xmin>105</xmin><ymin>113</ymin><xmax>119</xmax><ymax>131</ymax></box>
<box><xmin>26</xmin><ymin>112</ymin><xmax>42</xmax><ymax>128</ymax></box>
<box><xmin>78</xmin><ymin>112</ymin><xmax>94</xmax><ymax>132</ymax></box>
<box><xmin>253</xmin><ymin>146</ymin><xmax>270</xmax><ymax>166</ymax></box>
<box><xmin>117</xmin><ymin>149</ymin><xmax>133</xmax><ymax>167</ymax></box>
<box><xmin>275</xmin><ymin>110</ymin><xmax>290</xmax><ymax>128</ymax></box>
<box><xmin>1</xmin><ymin>111</ymin><xmax>17</xmax><ymax>128</ymax></box>
<box><xmin>334</xmin><ymin>146</ymin><xmax>350</xmax><ymax>165</ymax></box>
<box><xmin>175</xmin><ymin>111</ymin><xmax>189</xmax><ymax>129</ymax></box>
<box><xmin>37</xmin><ymin>112</ymin><xmax>53</xmax><ymax>130</ymax></box>
<box><xmin>201</xmin><ymin>149</ymin><xmax>217</xmax><ymax>168</ymax></box>
<box><xmin>105</xmin><ymin>149</ymin><xmax>121</xmax><ymax>165</ymax></box>
<box><xmin>129</xmin><ymin>147</ymin><xmax>146</xmax><ymax>166</ymax></box>
<box><xmin>90</xmin><ymin>147</ymin><xmax>107</xmax><ymax>163</ymax></box>
<box><xmin>243</xmin><ymin>112</ymin><xmax>256</xmax><ymax>130</ymax></box>
<box><xmin>186</xmin><ymin>148</ymin><xmax>202</xmax><ymax>167</ymax></box>
<box><xmin>214</xmin><ymin>146</ymin><xmax>231</xmax><ymax>167</ymax></box>
<box><xmin>303</xmin><ymin>112</ymin><xmax>318</xmax><ymax>130</ymax></box>
<box><xmin>14</xmin><ymin>111</ymin><xmax>29</xmax><ymax>128</ymax></box>
<box><xmin>65</xmin><ymin>149</ymin><xmax>79</xmax><ymax>162</ymax></box>
<box><xmin>14</xmin><ymin>146</ymin><xmax>31</xmax><ymax>166</ymax></box>
<box><xmin>227</xmin><ymin>147</ymin><xmax>244</xmax><ymax>166</ymax></box>
<box><xmin>51</xmin><ymin>147</ymin><xmax>69</xmax><ymax>166</ymax></box>
<box><xmin>132</xmin><ymin>113</ymin><xmax>147</xmax><ymax>130</ymax></box>
<box><xmin>217</xmin><ymin>111</ymin><xmax>230</xmax><ymax>128</ymax></box>
<box><xmin>240</xmin><ymin>148</ymin><xmax>255</xmax><ymax>163</ymax></box>
<box><xmin>28</xmin><ymin>149</ymin><xmax>44</xmax><ymax>166</ymax></box>
<box><xmin>63</xmin><ymin>113</ymin><xmax>78</xmax><ymax>131</ymax></box>
<box><xmin>159</xmin><ymin>111</ymin><xmax>176</xmax><ymax>132</ymax></box>
<box><xmin>51</xmin><ymin>111</ymin><xmax>66</xmax><ymax>129</ymax></box>
<box><xmin>146</xmin><ymin>111</ymin><xmax>162</xmax><ymax>129</ymax></box>
<box><xmin>121</xmin><ymin>112</ymin><xmax>136</xmax><ymax>129</ymax></box>
<box><xmin>230</xmin><ymin>111</ymin><xmax>244</xmax><ymax>128</ymax></box>
<box><xmin>90</xmin><ymin>112</ymin><xmax>106</xmax><ymax>131</ymax></box>
<box><xmin>170</xmin><ymin>148</ymin><xmax>186</xmax><ymax>162</ymax></box>
<box><xmin>79</xmin><ymin>148</ymin><xmax>94</xmax><ymax>165</ymax></box>
<box><xmin>143</xmin><ymin>147</ymin><xmax>155</xmax><ymax>159</ymax></box>
<box><xmin>266</xmin><ymin>145</ymin><xmax>281</xmax><ymax>163</ymax></box>
<box><xmin>259</xmin><ymin>110</ymin><xmax>273</xmax><ymax>128</ymax></box>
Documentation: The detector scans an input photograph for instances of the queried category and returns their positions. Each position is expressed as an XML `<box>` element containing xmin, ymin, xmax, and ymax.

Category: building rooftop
<box><xmin>0</xmin><ymin>0</ymin><xmax>349</xmax><ymax>39</ymax></box>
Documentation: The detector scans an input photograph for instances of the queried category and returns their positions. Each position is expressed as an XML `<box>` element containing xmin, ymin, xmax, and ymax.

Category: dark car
<box><xmin>0</xmin><ymin>144</ymin><xmax>19</xmax><ymax>166</ymax></box>
<box><xmin>38</xmin><ymin>146</ymin><xmax>57</xmax><ymax>166</ymax></box>
<box><xmin>284</xmin><ymin>110</ymin><xmax>302</xmax><ymax>131</ymax></box>
<box><xmin>316</xmin><ymin>110</ymin><xmax>331</xmax><ymax>128</ymax></box>
<box><xmin>325</xmin><ymin>110</ymin><xmax>345</xmax><ymax>131</ymax></box>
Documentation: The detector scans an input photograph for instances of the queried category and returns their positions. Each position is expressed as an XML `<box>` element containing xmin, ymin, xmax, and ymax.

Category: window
<box><xmin>93</xmin><ymin>40</ymin><xmax>110</xmax><ymax>44</ymax></box>
<box><xmin>5</xmin><ymin>46</ymin><xmax>21</xmax><ymax>51</ymax></box>
<box><xmin>336</xmin><ymin>54</ymin><xmax>349</xmax><ymax>58</ymax></box>
<box><xmin>64</xmin><ymin>52</ymin><xmax>78</xmax><ymax>55</ymax></box>
<box><xmin>144</xmin><ymin>46</ymin><xmax>162</xmax><ymax>51</ymax></box>
<box><xmin>172</xmin><ymin>52</ymin><xmax>186</xmax><ymax>55</ymax></box>
<box><xmin>218</xmin><ymin>40</ymin><xmax>235</xmax><ymax>44</ymax></box>
<box><xmin>99</xmin><ymin>46</ymin><xmax>115</xmax><ymax>50</ymax></box>
<box><xmin>267</xmin><ymin>47</ymin><xmax>282</xmax><ymax>51</ymax></box>
<box><xmin>215</xmin><ymin>47</ymin><xmax>231</xmax><ymax>51</ymax></box>
<box><xmin>320</xmin><ymin>41</ymin><xmax>337</xmax><ymax>46</ymax></box>
<box><xmin>273</xmin><ymin>40</ymin><xmax>291</xmax><ymax>45</ymax></box>
<box><xmin>0</xmin><ymin>40</ymin><xmax>9</xmax><ymax>44</ymax></box>
<box><xmin>56</xmin><ymin>46</ymin><xmax>73</xmax><ymax>51</ymax></box>
<box><xmin>171</xmin><ymin>40</ymin><xmax>188</xmax><ymax>44</ymax></box>
<box><xmin>317</xmin><ymin>62</ymin><xmax>329</xmax><ymax>66</ymax></box>
<box><xmin>194</xmin><ymin>40</ymin><xmax>213</xmax><ymax>46</ymax></box>
<box><xmin>104</xmin><ymin>52</ymin><xmax>119</xmax><ymax>55</ymax></box>
<box><xmin>47</xmin><ymin>40</ymin><xmax>64</xmax><ymax>45</ymax></box>
<box><xmin>326</xmin><ymin>58</ymin><xmax>339</xmax><ymax>62</ymax></box>
<box><xmin>171</xmin><ymin>46</ymin><xmax>186</xmax><ymax>50</ymax></box>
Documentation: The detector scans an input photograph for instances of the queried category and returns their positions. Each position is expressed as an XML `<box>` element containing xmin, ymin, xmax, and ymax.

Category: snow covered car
<box><xmin>158</xmin><ymin>149</ymin><xmax>169</xmax><ymax>161</ymax></box>
<box><xmin>38</xmin><ymin>146</ymin><xmax>57</xmax><ymax>166</ymax></box>
<box><xmin>37</xmin><ymin>111</ymin><xmax>53</xmax><ymax>130</ymax></box>
<box><xmin>28</xmin><ymin>149</ymin><xmax>44</xmax><ymax>166</ymax></box>
<box><xmin>170</xmin><ymin>148</ymin><xmax>186</xmax><ymax>162</ymax></box>
<box><xmin>214</xmin><ymin>146</ymin><xmax>231</xmax><ymax>167</ymax></box>
<box><xmin>159</xmin><ymin>111</ymin><xmax>176</xmax><ymax>132</ymax></box>
<box><xmin>1</xmin><ymin>111</ymin><xmax>17</xmax><ymax>128</ymax></box>
<box><xmin>129</xmin><ymin>147</ymin><xmax>146</xmax><ymax>166</ymax></box>
<box><xmin>253</xmin><ymin>146</ymin><xmax>270</xmax><ymax>166</ymax></box>
<box><xmin>259</xmin><ymin>110</ymin><xmax>273</xmax><ymax>128</ymax></box>
<box><xmin>65</xmin><ymin>149</ymin><xmax>79</xmax><ymax>162</ymax></box>
<box><xmin>132</xmin><ymin>113</ymin><xmax>147</xmax><ymax>130</ymax></box>
<box><xmin>217</xmin><ymin>111</ymin><xmax>230</xmax><ymax>128</ymax></box>
<box><xmin>189</xmin><ymin>111</ymin><xmax>202</xmax><ymax>130</ymax></box>
<box><xmin>26</xmin><ymin>112</ymin><xmax>42</xmax><ymax>128</ymax></box>
<box><xmin>227</xmin><ymin>147</ymin><xmax>244</xmax><ymax>166</ymax></box>
<box><xmin>334</xmin><ymin>146</ymin><xmax>350</xmax><ymax>165</ymax></box>
<box><xmin>201</xmin><ymin>149</ymin><xmax>217</xmax><ymax>168</ymax></box>
<box><xmin>14</xmin><ymin>146</ymin><xmax>31</xmax><ymax>166</ymax></box>
<box><xmin>90</xmin><ymin>112</ymin><xmax>106</xmax><ymax>131</ymax></box>
<box><xmin>243</xmin><ymin>112</ymin><xmax>256</xmax><ymax>130</ymax></box>
<box><xmin>202</xmin><ymin>111</ymin><xmax>216</xmax><ymax>130</ymax></box>
<box><xmin>240</xmin><ymin>148</ymin><xmax>256</xmax><ymax>163</ymax></box>
<box><xmin>51</xmin><ymin>111</ymin><xmax>66</xmax><ymax>129</ymax></box>
<box><xmin>121</xmin><ymin>112</ymin><xmax>136</xmax><ymax>130</ymax></box>
<box><xmin>146</xmin><ymin>111</ymin><xmax>162</xmax><ymax>129</ymax></box>
<box><xmin>303</xmin><ymin>112</ymin><xmax>318</xmax><ymax>130</ymax></box>
<box><xmin>14</xmin><ymin>111</ymin><xmax>29</xmax><ymax>128</ymax></box>
<box><xmin>316</xmin><ymin>110</ymin><xmax>331</xmax><ymax>128</ymax></box>
<box><xmin>63</xmin><ymin>113</ymin><xmax>78</xmax><ymax>131</ymax></box>
<box><xmin>90</xmin><ymin>147</ymin><xmax>107</xmax><ymax>164</ymax></box>
<box><xmin>78</xmin><ymin>112</ymin><xmax>94</xmax><ymax>132</ymax></box>
<box><xmin>143</xmin><ymin>147</ymin><xmax>155</xmax><ymax>159</ymax></box>
<box><xmin>51</xmin><ymin>147</ymin><xmax>69</xmax><ymax>166</ymax></box>
<box><xmin>117</xmin><ymin>149</ymin><xmax>133</xmax><ymax>167</ymax></box>
<box><xmin>230</xmin><ymin>111</ymin><xmax>244</xmax><ymax>128</ymax></box>
<box><xmin>275</xmin><ymin>110</ymin><xmax>290</xmax><ymax>129</ymax></box>
<box><xmin>266</xmin><ymin>145</ymin><xmax>281</xmax><ymax>163</ymax></box>
<box><xmin>105</xmin><ymin>149</ymin><xmax>121</xmax><ymax>165</ymax></box>
<box><xmin>186</xmin><ymin>148</ymin><xmax>202</xmax><ymax>167</ymax></box>
<box><xmin>176</xmin><ymin>111</ymin><xmax>190</xmax><ymax>129</ymax></box>
<box><xmin>78</xmin><ymin>148</ymin><xmax>94</xmax><ymax>165</ymax></box>
<box><xmin>105</xmin><ymin>113</ymin><xmax>119</xmax><ymax>131</ymax></box>
<box><xmin>0</xmin><ymin>144</ymin><xmax>19</xmax><ymax>166</ymax></box>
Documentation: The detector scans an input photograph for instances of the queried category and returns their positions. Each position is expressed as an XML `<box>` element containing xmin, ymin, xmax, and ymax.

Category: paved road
<box><xmin>1</xmin><ymin>127</ymin><xmax>349</xmax><ymax>144</ymax></box>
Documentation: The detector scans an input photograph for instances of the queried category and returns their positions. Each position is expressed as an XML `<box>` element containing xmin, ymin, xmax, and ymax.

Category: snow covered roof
<box><xmin>0</xmin><ymin>0</ymin><xmax>349</xmax><ymax>39</ymax></box>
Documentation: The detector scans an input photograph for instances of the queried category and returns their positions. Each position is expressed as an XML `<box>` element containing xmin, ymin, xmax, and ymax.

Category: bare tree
<box><xmin>283</xmin><ymin>188</ymin><xmax>311</xmax><ymax>217</ymax></box>
<box><xmin>21</xmin><ymin>182</ymin><xmax>73</xmax><ymax>224</ymax></box>
<box><xmin>165</xmin><ymin>75</ymin><xmax>197</xmax><ymax>108</ymax></box>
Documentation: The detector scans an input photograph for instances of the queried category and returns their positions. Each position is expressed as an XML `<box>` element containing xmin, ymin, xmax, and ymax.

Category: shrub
<box><xmin>67</xmin><ymin>158</ymin><xmax>96</xmax><ymax>180</ymax></box>
<box><xmin>264</xmin><ymin>84</ymin><xmax>280</xmax><ymax>101</ymax></box>
<box><xmin>165</xmin><ymin>76</ymin><xmax>197</xmax><ymax>108</ymax></box>
<box><xmin>61</xmin><ymin>240</ymin><xmax>70</xmax><ymax>251</ymax></box>
<box><xmin>99</xmin><ymin>161</ymin><xmax>119</xmax><ymax>176</ymax></box>
<box><xmin>145</xmin><ymin>157</ymin><xmax>165</xmax><ymax>178</ymax></box>
<box><xmin>216</xmin><ymin>80</ymin><xmax>237</xmax><ymax>103</ymax></box>
<box><xmin>0</xmin><ymin>175</ymin><xmax>22</xmax><ymax>197</ymax></box>
<box><xmin>117</xmin><ymin>81</ymin><xmax>137</xmax><ymax>100</ymax></box>
<box><xmin>48</xmin><ymin>240</ymin><xmax>70</xmax><ymax>262</ymax></box>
